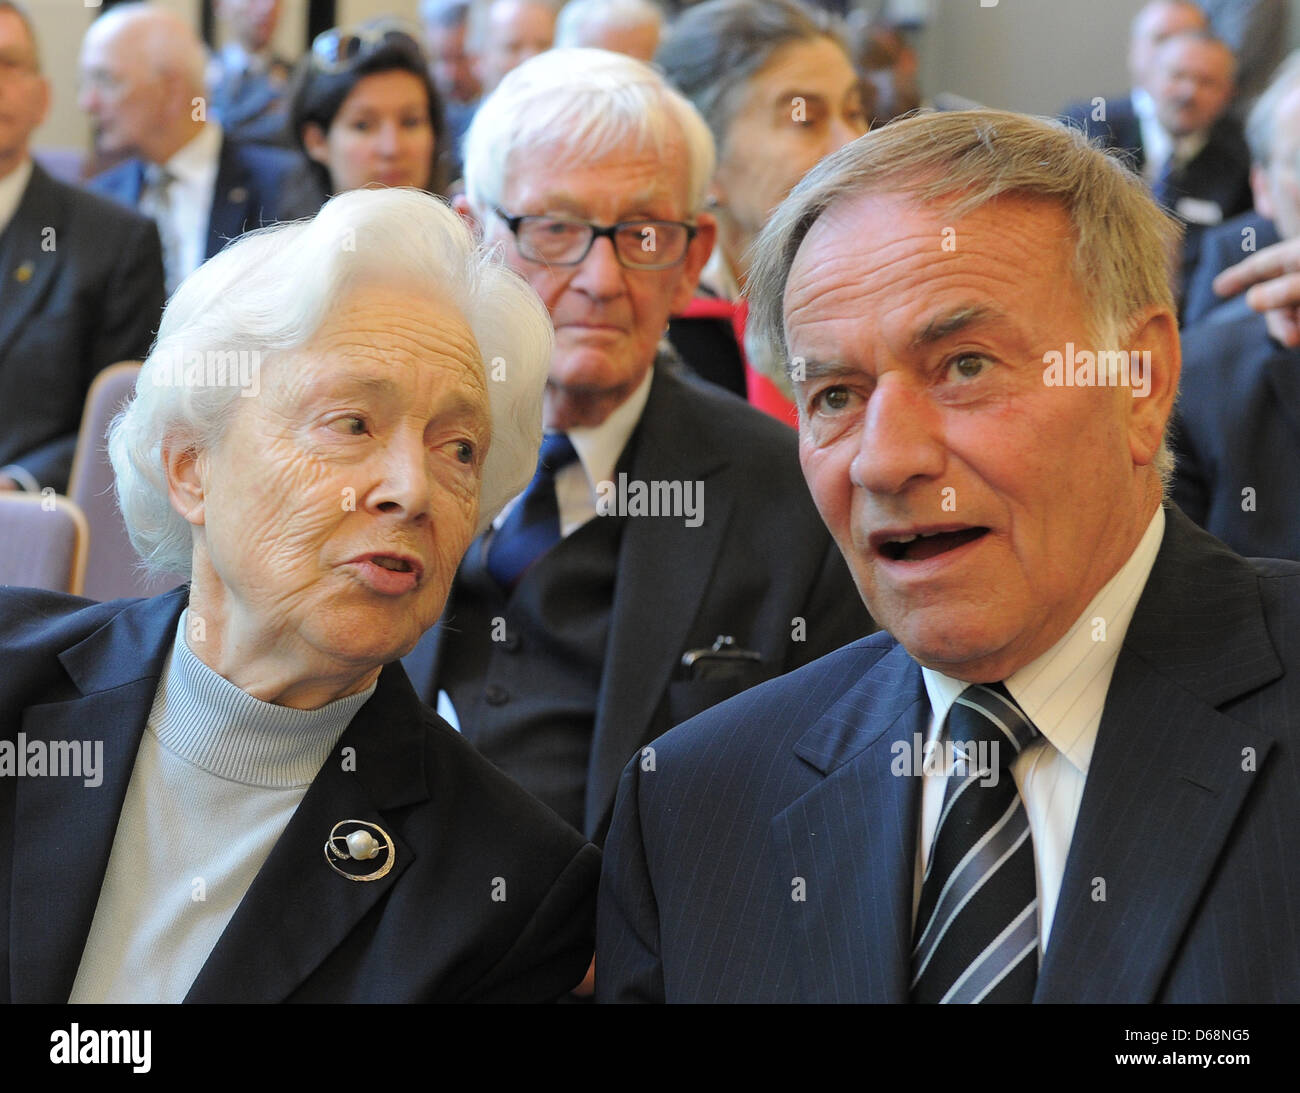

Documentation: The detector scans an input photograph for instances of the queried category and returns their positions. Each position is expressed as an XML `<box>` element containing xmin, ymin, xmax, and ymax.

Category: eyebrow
<box><xmin>791</xmin><ymin>358</ymin><xmax>859</xmax><ymax>385</ymax></box>
<box><xmin>910</xmin><ymin>305</ymin><xmax>1007</xmax><ymax>349</ymax></box>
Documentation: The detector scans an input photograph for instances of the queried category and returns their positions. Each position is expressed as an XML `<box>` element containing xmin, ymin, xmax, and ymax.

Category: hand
<box><xmin>0</xmin><ymin>476</ymin><xmax>18</xmax><ymax>491</ymax></box>
<box><xmin>1213</xmin><ymin>236</ymin><xmax>1300</xmax><ymax>347</ymax></box>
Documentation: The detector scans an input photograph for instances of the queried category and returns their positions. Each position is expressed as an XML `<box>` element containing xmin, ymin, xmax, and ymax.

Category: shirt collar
<box><xmin>562</xmin><ymin>364</ymin><xmax>655</xmax><ymax>494</ymax></box>
<box><xmin>160</xmin><ymin>122</ymin><xmax>223</xmax><ymax>187</ymax></box>
<box><xmin>0</xmin><ymin>156</ymin><xmax>33</xmax><ymax>236</ymax></box>
<box><xmin>922</xmin><ymin>505</ymin><xmax>1166</xmax><ymax>774</ymax></box>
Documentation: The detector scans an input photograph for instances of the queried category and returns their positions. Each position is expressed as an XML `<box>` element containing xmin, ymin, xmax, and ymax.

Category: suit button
<box><xmin>484</xmin><ymin>684</ymin><xmax>509</xmax><ymax>706</ymax></box>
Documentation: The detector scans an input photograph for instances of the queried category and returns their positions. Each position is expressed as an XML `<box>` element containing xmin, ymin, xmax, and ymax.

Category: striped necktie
<box><xmin>485</xmin><ymin>433</ymin><xmax>578</xmax><ymax>588</ymax></box>
<box><xmin>141</xmin><ymin>164</ymin><xmax>182</xmax><ymax>294</ymax></box>
<box><xmin>911</xmin><ymin>682</ymin><xmax>1040</xmax><ymax>1004</ymax></box>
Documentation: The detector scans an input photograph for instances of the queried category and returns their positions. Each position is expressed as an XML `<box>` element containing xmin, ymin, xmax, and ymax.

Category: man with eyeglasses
<box><xmin>403</xmin><ymin>48</ymin><xmax>871</xmax><ymax>854</ymax></box>
<box><xmin>78</xmin><ymin>2</ymin><xmax>300</xmax><ymax>294</ymax></box>
<box><xmin>0</xmin><ymin>1</ymin><xmax>163</xmax><ymax>495</ymax></box>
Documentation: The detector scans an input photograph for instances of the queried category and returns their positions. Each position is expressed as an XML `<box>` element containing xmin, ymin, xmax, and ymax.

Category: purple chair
<box><xmin>0</xmin><ymin>493</ymin><xmax>89</xmax><ymax>594</ymax></box>
<box><xmin>68</xmin><ymin>362</ymin><xmax>182</xmax><ymax>602</ymax></box>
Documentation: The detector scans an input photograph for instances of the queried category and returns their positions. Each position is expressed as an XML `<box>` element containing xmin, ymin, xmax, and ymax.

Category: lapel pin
<box><xmin>324</xmin><ymin>819</ymin><xmax>395</xmax><ymax>882</ymax></box>
<box><xmin>15</xmin><ymin>260</ymin><xmax>34</xmax><ymax>283</ymax></box>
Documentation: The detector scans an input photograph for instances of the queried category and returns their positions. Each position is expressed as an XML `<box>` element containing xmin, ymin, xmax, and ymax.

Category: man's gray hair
<box><xmin>109</xmin><ymin>188</ymin><xmax>553</xmax><ymax>577</ymax></box>
<box><xmin>555</xmin><ymin>0</ymin><xmax>663</xmax><ymax>45</ymax></box>
<box><xmin>420</xmin><ymin>0</ymin><xmax>472</xmax><ymax>29</ymax></box>
<box><xmin>747</xmin><ymin>109</ymin><xmax>1182</xmax><ymax>480</ymax></box>
<box><xmin>462</xmin><ymin>46</ymin><xmax>716</xmax><ymax>216</ymax></box>
<box><xmin>1247</xmin><ymin>50</ymin><xmax>1300</xmax><ymax>165</ymax></box>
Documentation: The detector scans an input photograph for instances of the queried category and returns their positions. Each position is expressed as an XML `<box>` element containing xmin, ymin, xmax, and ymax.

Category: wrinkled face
<box><xmin>1129</xmin><ymin>0</ymin><xmax>1207</xmax><ymax>90</ymax></box>
<box><xmin>78</xmin><ymin>22</ymin><xmax>168</xmax><ymax>156</ymax></box>
<box><xmin>424</xmin><ymin>19</ymin><xmax>479</xmax><ymax>104</ymax></box>
<box><xmin>306</xmin><ymin>70</ymin><xmax>435</xmax><ymax>192</ymax></box>
<box><xmin>1151</xmin><ymin>37</ymin><xmax>1234</xmax><ymax>138</ymax></box>
<box><xmin>786</xmin><ymin>193</ymin><xmax>1171</xmax><ymax>681</ymax></box>
<box><xmin>479</xmin><ymin>0</ymin><xmax>555</xmax><ymax>91</ymax></box>
<box><xmin>0</xmin><ymin>10</ymin><xmax>49</xmax><ymax>166</ymax></box>
<box><xmin>1254</xmin><ymin>85</ymin><xmax>1300</xmax><ymax>240</ymax></box>
<box><xmin>483</xmin><ymin>134</ymin><xmax>712</xmax><ymax>428</ymax></box>
<box><xmin>190</xmin><ymin>285</ymin><xmax>489</xmax><ymax>670</ymax></box>
<box><xmin>218</xmin><ymin>0</ymin><xmax>280</xmax><ymax>53</ymax></box>
<box><xmin>713</xmin><ymin>36</ymin><xmax>868</xmax><ymax>267</ymax></box>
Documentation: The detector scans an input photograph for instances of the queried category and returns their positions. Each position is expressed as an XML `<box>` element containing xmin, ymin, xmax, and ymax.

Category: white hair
<box><xmin>109</xmin><ymin>188</ymin><xmax>554</xmax><ymax>577</ymax></box>
<box><xmin>555</xmin><ymin>0</ymin><xmax>663</xmax><ymax>44</ymax></box>
<box><xmin>87</xmin><ymin>2</ymin><xmax>208</xmax><ymax>95</ymax></box>
<box><xmin>462</xmin><ymin>47</ymin><xmax>716</xmax><ymax>216</ymax></box>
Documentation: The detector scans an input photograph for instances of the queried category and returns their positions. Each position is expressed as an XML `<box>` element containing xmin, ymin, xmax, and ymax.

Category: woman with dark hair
<box><xmin>658</xmin><ymin>0</ymin><xmax>869</xmax><ymax>423</ymax></box>
<box><xmin>283</xmin><ymin>18</ymin><xmax>450</xmax><ymax>216</ymax></box>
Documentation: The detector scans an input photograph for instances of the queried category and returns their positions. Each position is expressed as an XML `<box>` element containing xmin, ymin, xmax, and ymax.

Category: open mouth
<box><xmin>370</xmin><ymin>555</ymin><xmax>415</xmax><ymax>573</ymax></box>
<box><xmin>878</xmin><ymin>527</ymin><xmax>989</xmax><ymax>562</ymax></box>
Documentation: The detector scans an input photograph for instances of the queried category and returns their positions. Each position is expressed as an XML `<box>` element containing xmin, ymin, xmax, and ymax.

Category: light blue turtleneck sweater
<box><xmin>69</xmin><ymin>611</ymin><xmax>376</xmax><ymax>1003</ymax></box>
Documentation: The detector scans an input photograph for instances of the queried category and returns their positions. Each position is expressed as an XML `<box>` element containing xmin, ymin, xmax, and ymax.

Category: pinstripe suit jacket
<box><xmin>596</xmin><ymin>506</ymin><xmax>1300</xmax><ymax>1002</ymax></box>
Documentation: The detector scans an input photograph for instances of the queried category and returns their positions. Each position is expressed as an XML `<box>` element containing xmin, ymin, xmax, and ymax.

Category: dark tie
<box><xmin>485</xmin><ymin>433</ymin><xmax>578</xmax><ymax>588</ymax></box>
<box><xmin>911</xmin><ymin>683</ymin><xmax>1040</xmax><ymax>1004</ymax></box>
<box><xmin>1152</xmin><ymin>153</ymin><xmax>1180</xmax><ymax>209</ymax></box>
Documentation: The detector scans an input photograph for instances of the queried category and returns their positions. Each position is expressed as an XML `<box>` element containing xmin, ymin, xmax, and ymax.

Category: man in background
<box><xmin>471</xmin><ymin>0</ymin><xmax>560</xmax><ymax>95</ymax></box>
<box><xmin>207</xmin><ymin>0</ymin><xmax>293</xmax><ymax>147</ymax></box>
<box><xmin>0</xmin><ymin>1</ymin><xmax>163</xmax><ymax>495</ymax></box>
<box><xmin>554</xmin><ymin>0</ymin><xmax>663</xmax><ymax>63</ymax></box>
<box><xmin>79</xmin><ymin>2</ymin><xmax>298</xmax><ymax>294</ymax></box>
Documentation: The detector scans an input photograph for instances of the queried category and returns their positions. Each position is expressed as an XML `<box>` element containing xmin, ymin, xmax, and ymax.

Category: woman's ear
<box><xmin>301</xmin><ymin>121</ymin><xmax>331</xmax><ymax>167</ymax></box>
<box><xmin>162</xmin><ymin>436</ymin><xmax>207</xmax><ymax>528</ymax></box>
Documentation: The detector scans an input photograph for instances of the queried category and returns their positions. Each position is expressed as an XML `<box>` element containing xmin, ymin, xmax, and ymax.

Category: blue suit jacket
<box><xmin>0</xmin><ymin>163</ymin><xmax>164</xmax><ymax>492</ymax></box>
<box><xmin>597</xmin><ymin>507</ymin><xmax>1300</xmax><ymax>1002</ymax></box>
<box><xmin>1181</xmin><ymin>211</ymin><xmax>1279</xmax><ymax>328</ymax></box>
<box><xmin>0</xmin><ymin>585</ymin><xmax>600</xmax><ymax>1003</ymax></box>
<box><xmin>1172</xmin><ymin>309</ymin><xmax>1300</xmax><ymax>559</ymax></box>
<box><xmin>88</xmin><ymin>133</ymin><xmax>301</xmax><ymax>260</ymax></box>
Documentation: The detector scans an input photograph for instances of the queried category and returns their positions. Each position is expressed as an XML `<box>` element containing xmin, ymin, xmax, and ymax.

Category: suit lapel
<box><xmin>205</xmin><ymin>136</ymin><xmax>253</xmax><ymax>259</ymax></box>
<box><xmin>1036</xmin><ymin>508</ymin><xmax>1281</xmax><ymax>1001</ymax></box>
<box><xmin>586</xmin><ymin>368</ymin><xmax>732</xmax><ymax>837</ymax></box>
<box><xmin>9</xmin><ymin>588</ymin><xmax>187</xmax><ymax>1002</ymax></box>
<box><xmin>184</xmin><ymin>664</ymin><xmax>430</xmax><ymax>1002</ymax></box>
<box><xmin>0</xmin><ymin>165</ymin><xmax>67</xmax><ymax>363</ymax></box>
<box><xmin>771</xmin><ymin>642</ymin><xmax>926</xmax><ymax>1002</ymax></box>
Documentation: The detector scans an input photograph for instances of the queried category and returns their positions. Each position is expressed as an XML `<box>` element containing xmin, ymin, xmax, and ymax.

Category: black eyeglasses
<box><xmin>310</xmin><ymin>19</ymin><xmax>426</xmax><ymax>74</ymax></box>
<box><xmin>493</xmin><ymin>209</ymin><xmax>698</xmax><ymax>270</ymax></box>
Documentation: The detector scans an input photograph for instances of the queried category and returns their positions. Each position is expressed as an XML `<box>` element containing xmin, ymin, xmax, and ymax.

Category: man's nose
<box><xmin>850</xmin><ymin>374</ymin><xmax>946</xmax><ymax>495</ymax></box>
<box><xmin>570</xmin><ymin>232</ymin><xmax>625</xmax><ymax>298</ymax></box>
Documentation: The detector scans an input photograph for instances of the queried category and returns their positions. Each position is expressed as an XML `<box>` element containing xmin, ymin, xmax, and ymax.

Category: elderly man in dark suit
<box><xmin>0</xmin><ymin>1</ymin><xmax>163</xmax><ymax>495</ymax></box>
<box><xmin>1063</xmin><ymin>19</ymin><xmax>1251</xmax><ymax>296</ymax></box>
<box><xmin>402</xmin><ymin>48</ymin><xmax>870</xmax><ymax>848</ymax></box>
<box><xmin>206</xmin><ymin>0</ymin><xmax>293</xmax><ymax>147</ymax></box>
<box><xmin>598</xmin><ymin>110</ymin><xmax>1300</xmax><ymax>1003</ymax></box>
<box><xmin>78</xmin><ymin>3</ymin><xmax>299</xmax><ymax>294</ymax></box>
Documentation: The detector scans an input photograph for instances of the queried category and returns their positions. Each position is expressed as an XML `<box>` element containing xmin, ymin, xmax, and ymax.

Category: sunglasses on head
<box><xmin>310</xmin><ymin>18</ymin><xmax>426</xmax><ymax>75</ymax></box>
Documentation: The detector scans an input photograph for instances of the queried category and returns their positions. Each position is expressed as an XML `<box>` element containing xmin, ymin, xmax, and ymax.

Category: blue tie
<box><xmin>911</xmin><ymin>683</ymin><xmax>1040</xmax><ymax>1004</ymax></box>
<box><xmin>485</xmin><ymin>433</ymin><xmax>578</xmax><ymax>588</ymax></box>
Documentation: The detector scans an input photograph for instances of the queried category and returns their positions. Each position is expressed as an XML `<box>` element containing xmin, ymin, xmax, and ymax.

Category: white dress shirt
<box><xmin>915</xmin><ymin>505</ymin><xmax>1166</xmax><ymax>955</ymax></box>
<box><xmin>1133</xmin><ymin>88</ymin><xmax>1209</xmax><ymax>185</ymax></box>
<box><xmin>141</xmin><ymin>122</ymin><xmax>223</xmax><ymax>290</ymax></box>
<box><xmin>0</xmin><ymin>155</ymin><xmax>32</xmax><ymax>236</ymax></box>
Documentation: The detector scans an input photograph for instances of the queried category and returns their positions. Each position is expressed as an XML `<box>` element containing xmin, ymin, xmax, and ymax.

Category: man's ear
<box><xmin>301</xmin><ymin>121</ymin><xmax>330</xmax><ymax>167</ymax></box>
<box><xmin>668</xmin><ymin>209</ymin><xmax>717</xmax><ymax>316</ymax></box>
<box><xmin>1124</xmin><ymin>307</ymin><xmax>1181</xmax><ymax>469</ymax></box>
<box><xmin>162</xmin><ymin>435</ymin><xmax>207</xmax><ymax>528</ymax></box>
<box><xmin>451</xmin><ymin>192</ymin><xmax>482</xmax><ymax>235</ymax></box>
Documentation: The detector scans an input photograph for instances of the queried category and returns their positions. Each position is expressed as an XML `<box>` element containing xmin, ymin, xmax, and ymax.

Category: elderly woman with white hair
<box><xmin>0</xmin><ymin>187</ymin><xmax>599</xmax><ymax>1003</ymax></box>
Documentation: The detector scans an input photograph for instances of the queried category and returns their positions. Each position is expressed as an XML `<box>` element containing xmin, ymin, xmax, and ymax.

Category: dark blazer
<box><xmin>0</xmin><ymin>585</ymin><xmax>600</xmax><ymax>1003</ymax></box>
<box><xmin>1172</xmin><ymin>308</ymin><xmax>1300</xmax><ymax>559</ymax></box>
<box><xmin>88</xmin><ymin>132</ymin><xmax>301</xmax><ymax>260</ymax></box>
<box><xmin>208</xmin><ymin>55</ymin><xmax>294</xmax><ymax>149</ymax></box>
<box><xmin>1061</xmin><ymin>95</ymin><xmax>1253</xmax><ymax>289</ymax></box>
<box><xmin>597</xmin><ymin>507</ymin><xmax>1300</xmax><ymax>1002</ymax></box>
<box><xmin>405</xmin><ymin>364</ymin><xmax>873</xmax><ymax>844</ymax></box>
<box><xmin>1181</xmin><ymin>210</ymin><xmax>1278</xmax><ymax>327</ymax></box>
<box><xmin>0</xmin><ymin>162</ymin><xmax>164</xmax><ymax>492</ymax></box>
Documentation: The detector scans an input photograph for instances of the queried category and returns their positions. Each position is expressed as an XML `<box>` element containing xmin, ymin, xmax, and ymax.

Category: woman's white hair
<box><xmin>109</xmin><ymin>187</ymin><xmax>553</xmax><ymax>577</ymax></box>
<box><xmin>462</xmin><ymin>47</ymin><xmax>716</xmax><ymax>216</ymax></box>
